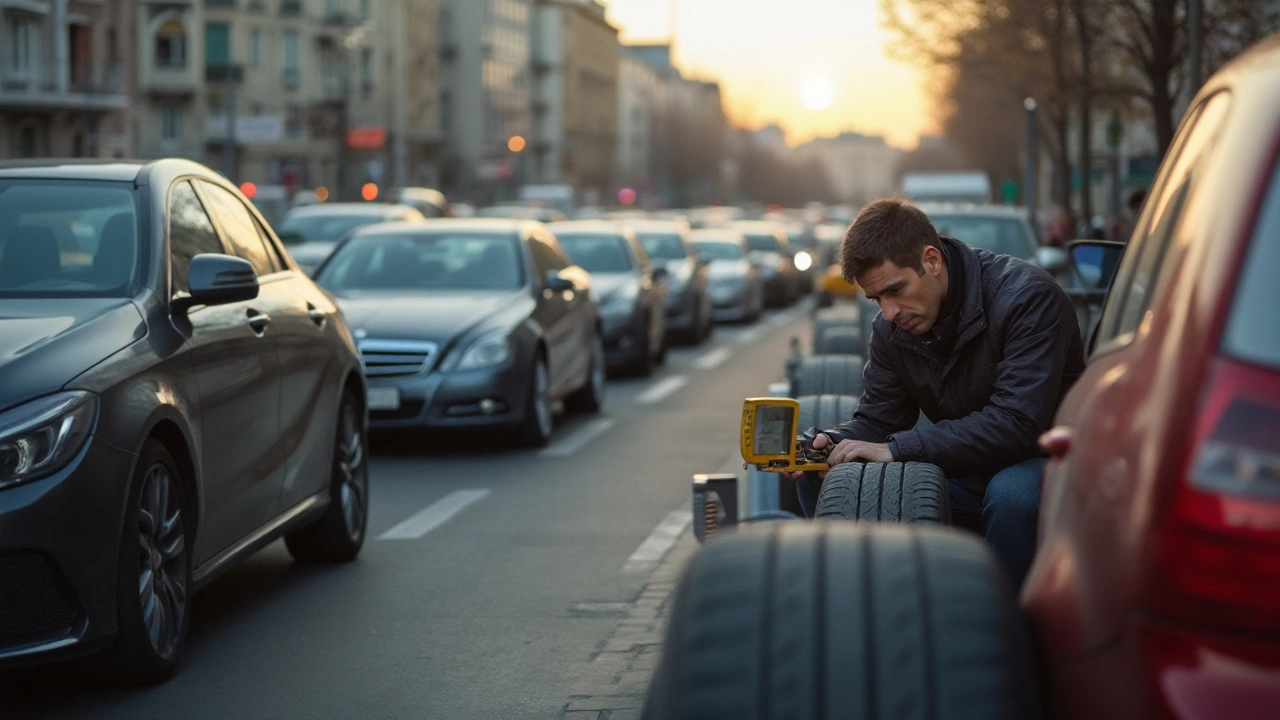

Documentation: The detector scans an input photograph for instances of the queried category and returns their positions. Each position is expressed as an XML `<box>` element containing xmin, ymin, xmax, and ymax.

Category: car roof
<box><xmin>917</xmin><ymin>202</ymin><xmax>1030</xmax><ymax>219</ymax></box>
<box><xmin>357</xmin><ymin>217</ymin><xmax>534</xmax><ymax>234</ymax></box>
<box><xmin>617</xmin><ymin>219</ymin><xmax>691</xmax><ymax>234</ymax></box>
<box><xmin>0</xmin><ymin>159</ymin><xmax>149</xmax><ymax>182</ymax></box>
<box><xmin>730</xmin><ymin>220</ymin><xmax>787</xmax><ymax>234</ymax></box>
<box><xmin>547</xmin><ymin>220</ymin><xmax>628</xmax><ymax>235</ymax></box>
<box><xmin>285</xmin><ymin>202</ymin><xmax>408</xmax><ymax>217</ymax></box>
<box><xmin>691</xmin><ymin>228</ymin><xmax>746</xmax><ymax>242</ymax></box>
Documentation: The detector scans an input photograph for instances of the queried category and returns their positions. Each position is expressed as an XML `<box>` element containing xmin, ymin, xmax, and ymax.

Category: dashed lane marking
<box><xmin>694</xmin><ymin>347</ymin><xmax>732</xmax><ymax>370</ymax></box>
<box><xmin>622</xmin><ymin>506</ymin><xmax>693</xmax><ymax>574</ymax></box>
<box><xmin>377</xmin><ymin>489</ymin><xmax>491</xmax><ymax>541</ymax></box>
<box><xmin>634</xmin><ymin>375</ymin><xmax>689</xmax><ymax>405</ymax></box>
<box><xmin>538</xmin><ymin>417</ymin><xmax>616</xmax><ymax>458</ymax></box>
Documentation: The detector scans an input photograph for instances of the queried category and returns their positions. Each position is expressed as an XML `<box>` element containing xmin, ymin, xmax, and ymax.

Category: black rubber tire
<box><xmin>792</xmin><ymin>355</ymin><xmax>865</xmax><ymax>397</ymax></box>
<box><xmin>103</xmin><ymin>440</ymin><xmax>191</xmax><ymax>684</ymax></box>
<box><xmin>859</xmin><ymin>294</ymin><xmax>879</xmax><ymax>355</ymax></box>
<box><xmin>814</xmin><ymin>326</ymin><xmax>863</xmax><ymax>355</ymax></box>
<box><xmin>815</xmin><ymin>462</ymin><xmax>949</xmax><ymax>524</ymax></box>
<box><xmin>642</xmin><ymin>522</ymin><xmax>1041</xmax><ymax>720</ymax></box>
<box><xmin>779</xmin><ymin>395</ymin><xmax>860</xmax><ymax>515</ymax></box>
<box><xmin>630</xmin><ymin>320</ymin><xmax>655</xmax><ymax>376</ymax></box>
<box><xmin>565</xmin><ymin>333</ymin><xmax>605</xmax><ymax>414</ymax></box>
<box><xmin>515</xmin><ymin>358</ymin><xmax>554</xmax><ymax>447</ymax></box>
<box><xmin>812</xmin><ymin>308</ymin><xmax>860</xmax><ymax>354</ymax></box>
<box><xmin>285</xmin><ymin>389</ymin><xmax>369</xmax><ymax>562</ymax></box>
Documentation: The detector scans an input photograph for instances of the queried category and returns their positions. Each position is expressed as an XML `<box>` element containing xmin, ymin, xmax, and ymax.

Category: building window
<box><xmin>360</xmin><ymin>47</ymin><xmax>372</xmax><ymax>95</ymax></box>
<box><xmin>155</xmin><ymin>19</ymin><xmax>187</xmax><ymax>69</ymax></box>
<box><xmin>205</xmin><ymin>23</ymin><xmax>230</xmax><ymax>67</ymax></box>
<box><xmin>250</xmin><ymin>28</ymin><xmax>262</xmax><ymax>68</ymax></box>
<box><xmin>161</xmin><ymin>104</ymin><xmax>183</xmax><ymax>141</ymax></box>
<box><xmin>8</xmin><ymin>15</ymin><xmax>40</xmax><ymax>77</ymax></box>
<box><xmin>283</xmin><ymin>30</ymin><xmax>299</xmax><ymax>87</ymax></box>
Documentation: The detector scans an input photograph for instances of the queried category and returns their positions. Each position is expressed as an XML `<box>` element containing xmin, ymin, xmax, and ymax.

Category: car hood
<box><xmin>0</xmin><ymin>299</ymin><xmax>146</xmax><ymax>412</ymax></box>
<box><xmin>592</xmin><ymin>273</ymin><xmax>638</xmax><ymax>303</ymax></box>
<box><xmin>334</xmin><ymin>290</ymin><xmax>532</xmax><ymax>344</ymax></box>
<box><xmin>708</xmin><ymin>259</ymin><xmax>752</xmax><ymax>279</ymax></box>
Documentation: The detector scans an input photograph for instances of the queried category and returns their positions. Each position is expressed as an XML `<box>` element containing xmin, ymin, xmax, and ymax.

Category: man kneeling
<box><xmin>798</xmin><ymin>198</ymin><xmax>1084</xmax><ymax>588</ymax></box>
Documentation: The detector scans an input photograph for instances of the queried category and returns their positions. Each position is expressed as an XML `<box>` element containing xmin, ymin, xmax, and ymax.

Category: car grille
<box><xmin>358</xmin><ymin>339</ymin><xmax>438</xmax><ymax>378</ymax></box>
<box><xmin>0</xmin><ymin>551</ymin><xmax>79</xmax><ymax>642</ymax></box>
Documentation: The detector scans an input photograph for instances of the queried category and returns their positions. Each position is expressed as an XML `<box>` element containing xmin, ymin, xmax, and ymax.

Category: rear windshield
<box><xmin>636</xmin><ymin>232</ymin><xmax>688</xmax><ymax>260</ymax></box>
<box><xmin>744</xmin><ymin>233</ymin><xmax>781</xmax><ymax>253</ymax></box>
<box><xmin>557</xmin><ymin>234</ymin><xmax>634</xmax><ymax>273</ymax></box>
<box><xmin>317</xmin><ymin>232</ymin><xmax>523</xmax><ymax>291</ymax></box>
<box><xmin>278</xmin><ymin>211</ymin><xmax>386</xmax><ymax>245</ymax></box>
<box><xmin>1222</xmin><ymin>161</ymin><xmax>1280</xmax><ymax>369</ymax></box>
<box><xmin>693</xmin><ymin>241</ymin><xmax>743</xmax><ymax>261</ymax></box>
<box><xmin>928</xmin><ymin>215</ymin><xmax>1036</xmax><ymax>260</ymax></box>
<box><xmin>0</xmin><ymin>181</ymin><xmax>140</xmax><ymax>298</ymax></box>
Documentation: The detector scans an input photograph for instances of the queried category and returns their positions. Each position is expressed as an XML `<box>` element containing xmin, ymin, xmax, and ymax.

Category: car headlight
<box><xmin>0</xmin><ymin>391</ymin><xmax>98</xmax><ymax>489</ymax></box>
<box><xmin>794</xmin><ymin>251</ymin><xmax>813</xmax><ymax>272</ymax></box>
<box><xmin>457</xmin><ymin>330</ymin><xmax>511</xmax><ymax>370</ymax></box>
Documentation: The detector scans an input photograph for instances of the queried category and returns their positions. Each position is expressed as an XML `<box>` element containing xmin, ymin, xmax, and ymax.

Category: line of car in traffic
<box><xmin>0</xmin><ymin>162</ymin><xmax>807</xmax><ymax>683</ymax></box>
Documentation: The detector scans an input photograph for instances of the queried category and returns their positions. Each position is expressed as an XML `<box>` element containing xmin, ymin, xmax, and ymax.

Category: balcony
<box><xmin>0</xmin><ymin>63</ymin><xmax>128</xmax><ymax>111</ymax></box>
<box><xmin>141</xmin><ymin>63</ymin><xmax>200</xmax><ymax>95</ymax></box>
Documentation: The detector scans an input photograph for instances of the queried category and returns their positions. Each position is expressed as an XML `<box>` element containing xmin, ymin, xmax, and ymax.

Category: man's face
<box><xmin>855</xmin><ymin>246</ymin><xmax>947</xmax><ymax>336</ymax></box>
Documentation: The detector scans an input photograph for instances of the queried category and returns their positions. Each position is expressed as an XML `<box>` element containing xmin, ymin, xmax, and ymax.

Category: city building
<box><xmin>617</xmin><ymin>45</ymin><xmax>666</xmax><ymax>196</ymax></box>
<box><xmin>797</xmin><ymin>131</ymin><xmax>901</xmax><ymax>205</ymax></box>
<box><xmin>1</xmin><ymin>0</ymin><xmax>136</xmax><ymax>159</ymax></box>
<box><xmin>438</xmin><ymin>0</ymin><xmax>532</xmax><ymax>203</ymax></box>
<box><xmin>529</xmin><ymin>0</ymin><xmax>618</xmax><ymax>204</ymax></box>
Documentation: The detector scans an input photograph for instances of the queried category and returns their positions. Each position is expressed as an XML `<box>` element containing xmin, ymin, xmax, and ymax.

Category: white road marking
<box><xmin>538</xmin><ymin>417</ymin><xmax>616</xmax><ymax>458</ymax></box>
<box><xmin>734</xmin><ymin>326</ymin><xmax>765</xmax><ymax>345</ymax></box>
<box><xmin>694</xmin><ymin>347</ymin><xmax>732</xmax><ymax>370</ymax></box>
<box><xmin>635</xmin><ymin>375</ymin><xmax>689</xmax><ymax>405</ymax></box>
<box><xmin>377</xmin><ymin>489</ymin><xmax>491</xmax><ymax>541</ymax></box>
<box><xmin>622</xmin><ymin>506</ymin><xmax>694</xmax><ymax>574</ymax></box>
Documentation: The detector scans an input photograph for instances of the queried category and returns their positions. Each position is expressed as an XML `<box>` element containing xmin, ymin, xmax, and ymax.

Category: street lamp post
<box><xmin>1023</xmin><ymin>97</ymin><xmax>1038</xmax><ymax>231</ymax></box>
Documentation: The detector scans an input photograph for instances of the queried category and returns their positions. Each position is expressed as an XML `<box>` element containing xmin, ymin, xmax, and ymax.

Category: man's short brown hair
<box><xmin>841</xmin><ymin>197</ymin><xmax>942</xmax><ymax>279</ymax></box>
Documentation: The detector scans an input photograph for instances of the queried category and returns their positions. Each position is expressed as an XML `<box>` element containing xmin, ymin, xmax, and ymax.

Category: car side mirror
<box><xmin>175</xmin><ymin>254</ymin><xmax>259</xmax><ymax>312</ymax></box>
<box><xmin>652</xmin><ymin>266</ymin><xmax>669</xmax><ymax>281</ymax></box>
<box><xmin>544</xmin><ymin>270</ymin><xmax>574</xmax><ymax>292</ymax></box>
<box><xmin>1036</xmin><ymin>246</ymin><xmax>1069</xmax><ymax>274</ymax></box>
<box><xmin>1067</xmin><ymin>241</ymin><xmax>1125</xmax><ymax>291</ymax></box>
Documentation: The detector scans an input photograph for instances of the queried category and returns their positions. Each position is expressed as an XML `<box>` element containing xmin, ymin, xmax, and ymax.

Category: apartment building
<box><xmin>1</xmin><ymin>0</ymin><xmax>136</xmax><ymax>159</ymax></box>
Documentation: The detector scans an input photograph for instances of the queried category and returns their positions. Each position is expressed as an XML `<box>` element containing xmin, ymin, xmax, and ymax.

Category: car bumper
<box><xmin>1049</xmin><ymin>614</ymin><xmax>1280</xmax><ymax>720</ymax></box>
<box><xmin>0</xmin><ymin>436</ymin><xmax>135</xmax><ymax>668</ymax></box>
<box><xmin>367</xmin><ymin>361</ymin><xmax>532</xmax><ymax>431</ymax></box>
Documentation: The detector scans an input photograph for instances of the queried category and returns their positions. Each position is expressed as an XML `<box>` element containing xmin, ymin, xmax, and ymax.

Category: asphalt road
<box><xmin>1</xmin><ymin>302</ymin><xmax>815</xmax><ymax>720</ymax></box>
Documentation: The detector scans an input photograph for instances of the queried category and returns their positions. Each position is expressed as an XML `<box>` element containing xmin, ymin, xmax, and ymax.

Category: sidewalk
<box><xmin>559</xmin><ymin>532</ymin><xmax>697</xmax><ymax>720</ymax></box>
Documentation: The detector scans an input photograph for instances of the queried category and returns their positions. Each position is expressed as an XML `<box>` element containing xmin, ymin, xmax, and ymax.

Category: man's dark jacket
<box><xmin>829</xmin><ymin>236</ymin><xmax>1085</xmax><ymax>483</ymax></box>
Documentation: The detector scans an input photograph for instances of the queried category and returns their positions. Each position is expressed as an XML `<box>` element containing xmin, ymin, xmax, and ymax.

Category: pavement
<box><xmin>0</xmin><ymin>301</ymin><xmax>814</xmax><ymax>720</ymax></box>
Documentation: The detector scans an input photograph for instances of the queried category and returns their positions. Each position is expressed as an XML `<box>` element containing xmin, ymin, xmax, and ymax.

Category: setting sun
<box><xmin>801</xmin><ymin>76</ymin><xmax>834</xmax><ymax>112</ymax></box>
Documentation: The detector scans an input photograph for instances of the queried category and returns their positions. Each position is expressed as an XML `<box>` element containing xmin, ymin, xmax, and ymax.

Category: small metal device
<box><xmin>692</xmin><ymin>473</ymin><xmax>739</xmax><ymax>543</ymax></box>
<box><xmin>740</xmin><ymin>397</ymin><xmax>831</xmax><ymax>473</ymax></box>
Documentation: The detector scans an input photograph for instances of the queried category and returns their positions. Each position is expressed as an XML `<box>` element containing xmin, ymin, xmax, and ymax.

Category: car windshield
<box><xmin>928</xmin><ymin>215</ymin><xmax>1035</xmax><ymax>260</ymax></box>
<box><xmin>316</xmin><ymin>232</ymin><xmax>523</xmax><ymax>291</ymax></box>
<box><xmin>693</xmin><ymin>241</ymin><xmax>743</xmax><ymax>261</ymax></box>
<box><xmin>636</xmin><ymin>232</ymin><xmax>688</xmax><ymax>260</ymax></box>
<box><xmin>0</xmin><ymin>181</ymin><xmax>140</xmax><ymax>298</ymax></box>
<box><xmin>743</xmin><ymin>233</ymin><xmax>781</xmax><ymax>253</ymax></box>
<box><xmin>278</xmin><ymin>212</ymin><xmax>387</xmax><ymax>245</ymax></box>
<box><xmin>557</xmin><ymin>234</ymin><xmax>634</xmax><ymax>273</ymax></box>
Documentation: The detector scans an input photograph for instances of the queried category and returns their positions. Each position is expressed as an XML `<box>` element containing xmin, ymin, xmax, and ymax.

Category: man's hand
<box><xmin>819</xmin><ymin>434</ymin><xmax>894</xmax><ymax>466</ymax></box>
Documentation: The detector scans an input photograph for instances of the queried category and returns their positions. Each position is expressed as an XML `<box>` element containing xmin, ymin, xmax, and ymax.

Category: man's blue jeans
<box><xmin>795</xmin><ymin>458</ymin><xmax>1045</xmax><ymax>588</ymax></box>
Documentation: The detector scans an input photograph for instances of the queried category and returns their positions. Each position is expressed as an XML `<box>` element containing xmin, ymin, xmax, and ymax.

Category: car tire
<box><xmin>859</xmin><ymin>294</ymin><xmax>879</xmax><ymax>354</ymax></box>
<box><xmin>812</xmin><ymin>307</ymin><xmax>860</xmax><ymax>352</ymax></box>
<box><xmin>655</xmin><ymin>328</ymin><xmax>668</xmax><ymax>366</ymax></box>
<box><xmin>780</xmin><ymin>394</ymin><xmax>860</xmax><ymax>515</ymax></box>
<box><xmin>642</xmin><ymin>523</ymin><xmax>1040</xmax><ymax>720</ymax></box>
<box><xmin>515</xmin><ymin>357</ymin><xmax>554</xmax><ymax>447</ymax></box>
<box><xmin>565</xmin><ymin>333</ymin><xmax>605</xmax><ymax>414</ymax></box>
<box><xmin>697</xmin><ymin>297</ymin><xmax>713</xmax><ymax>343</ymax></box>
<box><xmin>815</xmin><ymin>462</ymin><xmax>949</xmax><ymax>524</ymax></box>
<box><xmin>285</xmin><ymin>389</ymin><xmax>369</xmax><ymax>562</ymax></box>
<box><xmin>792</xmin><ymin>355</ymin><xmax>865</xmax><ymax>397</ymax></box>
<box><xmin>103</xmin><ymin>439</ymin><xmax>192</xmax><ymax>684</ymax></box>
<box><xmin>814</xmin><ymin>326</ymin><xmax>863</xmax><ymax>355</ymax></box>
<box><xmin>630</xmin><ymin>320</ymin><xmax>655</xmax><ymax>376</ymax></box>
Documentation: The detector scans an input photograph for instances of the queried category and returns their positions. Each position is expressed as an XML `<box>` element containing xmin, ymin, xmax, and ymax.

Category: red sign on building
<box><xmin>347</xmin><ymin>126</ymin><xmax>387</xmax><ymax>149</ymax></box>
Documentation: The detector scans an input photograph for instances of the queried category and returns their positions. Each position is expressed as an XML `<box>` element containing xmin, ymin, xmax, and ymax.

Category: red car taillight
<box><xmin>1151</xmin><ymin>358</ymin><xmax>1280</xmax><ymax>631</ymax></box>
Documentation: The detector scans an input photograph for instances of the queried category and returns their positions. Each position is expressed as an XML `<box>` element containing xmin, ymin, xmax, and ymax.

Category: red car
<box><xmin>1025</xmin><ymin>35</ymin><xmax>1280</xmax><ymax>718</ymax></box>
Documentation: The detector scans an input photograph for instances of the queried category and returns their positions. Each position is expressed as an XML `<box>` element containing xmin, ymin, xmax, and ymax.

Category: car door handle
<box><xmin>1039</xmin><ymin>426</ymin><xmax>1073</xmax><ymax>458</ymax></box>
<box><xmin>247</xmin><ymin>310</ymin><xmax>271</xmax><ymax>334</ymax></box>
<box><xmin>307</xmin><ymin>304</ymin><xmax>327</xmax><ymax>328</ymax></box>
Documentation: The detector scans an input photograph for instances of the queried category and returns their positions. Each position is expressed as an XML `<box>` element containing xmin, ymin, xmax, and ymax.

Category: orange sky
<box><xmin>601</xmin><ymin>0</ymin><xmax>938</xmax><ymax>150</ymax></box>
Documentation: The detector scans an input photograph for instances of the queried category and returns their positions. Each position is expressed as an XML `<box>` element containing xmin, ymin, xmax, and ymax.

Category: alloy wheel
<box><xmin>590</xmin><ymin>336</ymin><xmax>606</xmax><ymax>402</ymax></box>
<box><xmin>534</xmin><ymin>362</ymin><xmax>553</xmax><ymax>437</ymax></box>
<box><xmin>136</xmin><ymin>464</ymin><xmax>188</xmax><ymax>660</ymax></box>
<box><xmin>337</xmin><ymin>402</ymin><xmax>368</xmax><ymax>541</ymax></box>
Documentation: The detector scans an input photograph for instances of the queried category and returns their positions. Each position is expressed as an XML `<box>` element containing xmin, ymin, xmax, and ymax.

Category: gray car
<box><xmin>0</xmin><ymin>160</ymin><xmax>367</xmax><ymax>682</ymax></box>
<box><xmin>314</xmin><ymin>219</ymin><xmax>606</xmax><ymax>446</ymax></box>
<box><xmin>626</xmin><ymin>219</ymin><xmax>713</xmax><ymax>345</ymax></box>
<box><xmin>691</xmin><ymin>228</ymin><xmax>764</xmax><ymax>323</ymax></box>
<box><xmin>277</xmin><ymin>202</ymin><xmax>427</xmax><ymax>273</ymax></box>
<box><xmin>550</xmin><ymin>221</ymin><xmax>668</xmax><ymax>376</ymax></box>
